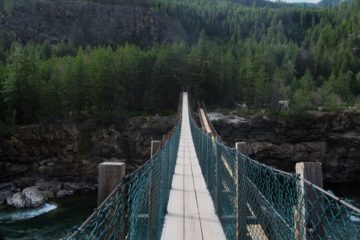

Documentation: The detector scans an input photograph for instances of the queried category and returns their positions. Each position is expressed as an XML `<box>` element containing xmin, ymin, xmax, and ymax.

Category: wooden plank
<box><xmin>183</xmin><ymin>148</ymin><xmax>202</xmax><ymax>240</ymax></box>
<box><xmin>199</xmin><ymin>108</ymin><xmax>212</xmax><ymax>135</ymax></box>
<box><xmin>247</xmin><ymin>224</ymin><xmax>269</xmax><ymax>240</ymax></box>
<box><xmin>151</xmin><ymin>140</ymin><xmax>161</xmax><ymax>158</ymax></box>
<box><xmin>201</xmin><ymin>102</ymin><xmax>219</xmax><ymax>137</ymax></box>
<box><xmin>246</xmin><ymin>202</ymin><xmax>269</xmax><ymax>240</ymax></box>
<box><xmin>187</xmin><ymin>104</ymin><xmax>226</xmax><ymax>239</ymax></box>
<box><xmin>191</xmin><ymin>152</ymin><xmax>227</xmax><ymax>240</ymax></box>
<box><xmin>198</xmin><ymin>108</ymin><xmax>207</xmax><ymax>132</ymax></box>
<box><xmin>161</xmin><ymin>171</ymin><xmax>184</xmax><ymax>240</ymax></box>
<box><xmin>161</xmin><ymin>92</ymin><xmax>226</xmax><ymax>240</ymax></box>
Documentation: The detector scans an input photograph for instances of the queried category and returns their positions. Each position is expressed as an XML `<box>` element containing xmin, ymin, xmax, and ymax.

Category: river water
<box><xmin>0</xmin><ymin>185</ymin><xmax>358</xmax><ymax>239</ymax></box>
<box><xmin>325</xmin><ymin>183</ymin><xmax>360</xmax><ymax>209</ymax></box>
<box><xmin>0</xmin><ymin>191</ymin><xmax>97</xmax><ymax>240</ymax></box>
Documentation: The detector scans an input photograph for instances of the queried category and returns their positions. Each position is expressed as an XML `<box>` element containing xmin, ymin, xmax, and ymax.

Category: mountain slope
<box><xmin>0</xmin><ymin>0</ymin><xmax>188</xmax><ymax>47</ymax></box>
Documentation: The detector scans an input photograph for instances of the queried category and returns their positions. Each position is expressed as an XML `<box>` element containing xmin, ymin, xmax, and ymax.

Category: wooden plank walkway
<box><xmin>199</xmin><ymin>108</ymin><xmax>212</xmax><ymax>135</ymax></box>
<box><xmin>161</xmin><ymin>93</ymin><xmax>226</xmax><ymax>240</ymax></box>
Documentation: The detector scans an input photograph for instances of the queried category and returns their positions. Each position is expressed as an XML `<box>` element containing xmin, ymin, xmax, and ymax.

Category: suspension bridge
<box><xmin>69</xmin><ymin>92</ymin><xmax>360</xmax><ymax>240</ymax></box>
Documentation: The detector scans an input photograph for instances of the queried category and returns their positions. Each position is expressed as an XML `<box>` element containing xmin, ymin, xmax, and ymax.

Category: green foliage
<box><xmin>2</xmin><ymin>43</ymin><xmax>41</xmax><ymax>124</ymax></box>
<box><xmin>292</xmin><ymin>89</ymin><xmax>313</xmax><ymax>111</ymax></box>
<box><xmin>2</xmin><ymin>0</ymin><xmax>15</xmax><ymax>15</ymax></box>
<box><xmin>0</xmin><ymin>0</ymin><xmax>360</xmax><ymax>125</ymax></box>
<box><xmin>145</xmin><ymin>43</ymin><xmax>188</xmax><ymax>111</ymax></box>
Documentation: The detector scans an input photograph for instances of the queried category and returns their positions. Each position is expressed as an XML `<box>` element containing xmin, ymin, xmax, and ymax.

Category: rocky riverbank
<box><xmin>0</xmin><ymin>180</ymin><xmax>96</xmax><ymax>208</ymax></box>
<box><xmin>0</xmin><ymin>116</ymin><xmax>175</xmax><ymax>208</ymax></box>
<box><xmin>209</xmin><ymin>110</ymin><xmax>360</xmax><ymax>183</ymax></box>
<box><xmin>2</xmin><ymin>110</ymin><xmax>360</xmax><ymax>208</ymax></box>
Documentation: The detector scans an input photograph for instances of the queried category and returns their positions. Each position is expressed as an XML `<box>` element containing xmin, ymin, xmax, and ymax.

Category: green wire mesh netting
<box><xmin>69</xmin><ymin>122</ymin><xmax>181</xmax><ymax>240</ymax></box>
<box><xmin>189</xmin><ymin>114</ymin><xmax>360</xmax><ymax>240</ymax></box>
<box><xmin>69</xmin><ymin>93</ymin><xmax>360</xmax><ymax>240</ymax></box>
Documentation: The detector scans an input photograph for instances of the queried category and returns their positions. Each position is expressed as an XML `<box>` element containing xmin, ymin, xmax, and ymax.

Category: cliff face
<box><xmin>1</xmin><ymin>0</ymin><xmax>187</xmax><ymax>46</ymax></box>
<box><xmin>1</xmin><ymin>110</ymin><xmax>359</xmax><ymax>207</ymax></box>
<box><xmin>210</xmin><ymin>111</ymin><xmax>360</xmax><ymax>183</ymax></box>
<box><xmin>0</xmin><ymin>116</ymin><xmax>175</xmax><ymax>188</ymax></box>
<box><xmin>2</xmin><ymin>111</ymin><xmax>359</xmax><ymax>185</ymax></box>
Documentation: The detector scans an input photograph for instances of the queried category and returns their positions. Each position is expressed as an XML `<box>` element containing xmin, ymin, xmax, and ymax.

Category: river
<box><xmin>0</xmin><ymin>191</ymin><xmax>97</xmax><ymax>240</ymax></box>
<box><xmin>0</xmin><ymin>185</ymin><xmax>358</xmax><ymax>240</ymax></box>
<box><xmin>325</xmin><ymin>182</ymin><xmax>360</xmax><ymax>208</ymax></box>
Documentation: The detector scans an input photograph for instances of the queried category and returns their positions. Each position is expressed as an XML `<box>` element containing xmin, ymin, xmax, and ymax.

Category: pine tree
<box><xmin>2</xmin><ymin>43</ymin><xmax>40</xmax><ymax>124</ymax></box>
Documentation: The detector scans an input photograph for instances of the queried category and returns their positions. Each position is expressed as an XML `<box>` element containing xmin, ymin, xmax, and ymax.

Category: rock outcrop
<box><xmin>0</xmin><ymin>115</ymin><xmax>175</xmax><ymax>207</ymax></box>
<box><xmin>6</xmin><ymin>192</ymin><xmax>24</xmax><ymax>208</ymax></box>
<box><xmin>123</xmin><ymin>116</ymin><xmax>177</xmax><ymax>172</ymax></box>
<box><xmin>0</xmin><ymin>116</ymin><xmax>175</xmax><ymax>185</ymax></box>
<box><xmin>22</xmin><ymin>187</ymin><xmax>45</xmax><ymax>208</ymax></box>
<box><xmin>6</xmin><ymin>187</ymin><xmax>45</xmax><ymax>208</ymax></box>
<box><xmin>210</xmin><ymin>110</ymin><xmax>360</xmax><ymax>183</ymax></box>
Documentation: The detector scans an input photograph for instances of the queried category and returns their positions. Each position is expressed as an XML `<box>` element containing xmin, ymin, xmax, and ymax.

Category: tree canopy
<box><xmin>0</xmin><ymin>0</ymin><xmax>360</xmax><ymax>125</ymax></box>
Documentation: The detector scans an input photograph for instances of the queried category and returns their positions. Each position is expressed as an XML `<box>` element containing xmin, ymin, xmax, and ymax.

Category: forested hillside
<box><xmin>0</xmin><ymin>0</ymin><xmax>360</xmax><ymax>126</ymax></box>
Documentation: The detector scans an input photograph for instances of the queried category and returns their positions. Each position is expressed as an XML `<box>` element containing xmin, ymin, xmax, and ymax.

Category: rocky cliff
<box><xmin>2</xmin><ymin>110</ymin><xmax>360</xmax><ymax>207</ymax></box>
<box><xmin>0</xmin><ymin>116</ymin><xmax>175</xmax><ymax>207</ymax></box>
<box><xmin>210</xmin><ymin>110</ymin><xmax>360</xmax><ymax>183</ymax></box>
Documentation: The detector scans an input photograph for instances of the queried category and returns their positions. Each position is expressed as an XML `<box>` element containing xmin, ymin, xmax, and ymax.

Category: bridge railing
<box><xmin>190</xmin><ymin>113</ymin><xmax>360</xmax><ymax>240</ymax></box>
<box><xmin>69</xmin><ymin>120</ymin><xmax>181</xmax><ymax>240</ymax></box>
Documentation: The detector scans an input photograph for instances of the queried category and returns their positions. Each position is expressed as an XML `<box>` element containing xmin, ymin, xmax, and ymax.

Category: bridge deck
<box><xmin>161</xmin><ymin>93</ymin><xmax>226</xmax><ymax>240</ymax></box>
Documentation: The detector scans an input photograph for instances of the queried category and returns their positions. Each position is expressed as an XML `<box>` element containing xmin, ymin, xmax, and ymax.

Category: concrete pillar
<box><xmin>98</xmin><ymin>162</ymin><xmax>125</xmax><ymax>206</ymax></box>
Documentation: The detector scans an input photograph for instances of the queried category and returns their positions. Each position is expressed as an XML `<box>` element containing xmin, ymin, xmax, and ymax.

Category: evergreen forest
<box><xmin>1</xmin><ymin>0</ymin><xmax>360</xmax><ymax>126</ymax></box>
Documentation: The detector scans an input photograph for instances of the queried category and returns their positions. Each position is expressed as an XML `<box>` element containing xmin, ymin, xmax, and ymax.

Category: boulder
<box><xmin>65</xmin><ymin>190</ymin><xmax>74</xmax><ymax>196</ymax></box>
<box><xmin>41</xmin><ymin>191</ymin><xmax>48</xmax><ymax>201</ymax></box>
<box><xmin>64</xmin><ymin>182</ymin><xmax>80</xmax><ymax>191</ymax></box>
<box><xmin>6</xmin><ymin>192</ymin><xmax>25</xmax><ymax>208</ymax></box>
<box><xmin>56</xmin><ymin>190</ymin><xmax>67</xmax><ymax>198</ymax></box>
<box><xmin>0</xmin><ymin>182</ymin><xmax>15</xmax><ymax>191</ymax></box>
<box><xmin>6</xmin><ymin>187</ymin><xmax>45</xmax><ymax>208</ymax></box>
<box><xmin>45</xmin><ymin>190</ymin><xmax>55</xmax><ymax>199</ymax></box>
<box><xmin>13</xmin><ymin>177</ymin><xmax>35</xmax><ymax>188</ymax></box>
<box><xmin>35</xmin><ymin>179</ymin><xmax>62</xmax><ymax>192</ymax></box>
<box><xmin>22</xmin><ymin>187</ymin><xmax>45</xmax><ymax>208</ymax></box>
<box><xmin>56</xmin><ymin>189</ymin><xmax>74</xmax><ymax>198</ymax></box>
<box><xmin>40</xmin><ymin>190</ymin><xmax>55</xmax><ymax>201</ymax></box>
<box><xmin>35</xmin><ymin>179</ymin><xmax>51</xmax><ymax>191</ymax></box>
<box><xmin>49</xmin><ymin>182</ymin><xmax>62</xmax><ymax>192</ymax></box>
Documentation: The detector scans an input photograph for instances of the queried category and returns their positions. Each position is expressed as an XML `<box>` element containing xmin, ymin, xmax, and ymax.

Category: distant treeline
<box><xmin>0</xmin><ymin>0</ymin><xmax>360</xmax><ymax>126</ymax></box>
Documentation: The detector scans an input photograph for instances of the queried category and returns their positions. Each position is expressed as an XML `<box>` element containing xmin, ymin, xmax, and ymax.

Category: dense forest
<box><xmin>0</xmin><ymin>0</ymin><xmax>360</xmax><ymax>127</ymax></box>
